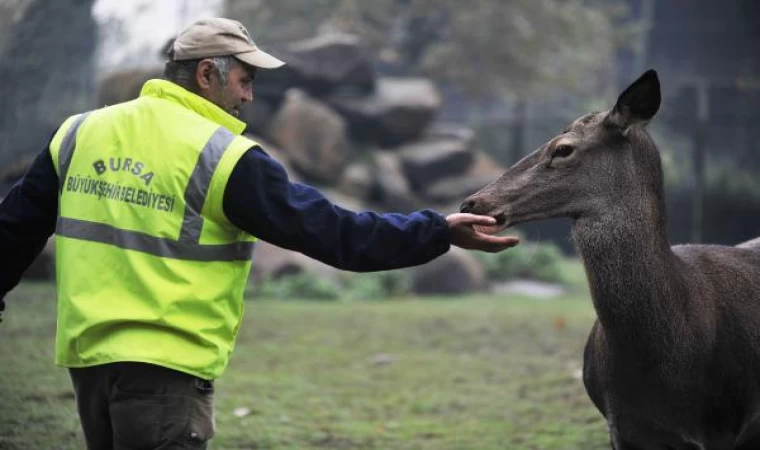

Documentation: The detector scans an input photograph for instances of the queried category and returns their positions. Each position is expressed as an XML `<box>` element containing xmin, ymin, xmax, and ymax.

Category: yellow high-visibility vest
<box><xmin>49</xmin><ymin>79</ymin><xmax>257</xmax><ymax>379</ymax></box>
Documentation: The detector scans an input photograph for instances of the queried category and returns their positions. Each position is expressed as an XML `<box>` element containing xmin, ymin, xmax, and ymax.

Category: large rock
<box><xmin>285</xmin><ymin>33</ymin><xmax>376</xmax><ymax>96</ymax></box>
<box><xmin>247</xmin><ymin>62</ymin><xmax>300</xmax><ymax>107</ymax></box>
<box><xmin>268</xmin><ymin>89</ymin><xmax>351</xmax><ymax>184</ymax></box>
<box><xmin>421</xmin><ymin>149</ymin><xmax>505</xmax><ymax>204</ymax></box>
<box><xmin>429</xmin><ymin>151</ymin><xmax>506</xmax><ymax>214</ymax></box>
<box><xmin>422</xmin><ymin>174</ymin><xmax>498</xmax><ymax>204</ymax></box>
<box><xmin>336</xmin><ymin>162</ymin><xmax>374</xmax><ymax>201</ymax></box>
<box><xmin>239</xmin><ymin>99</ymin><xmax>279</xmax><ymax>139</ymax></box>
<box><xmin>410</xmin><ymin>247</ymin><xmax>486</xmax><ymax>295</ymax></box>
<box><xmin>253</xmin><ymin>33</ymin><xmax>375</xmax><ymax>102</ymax></box>
<box><xmin>97</xmin><ymin>67</ymin><xmax>162</xmax><ymax>106</ymax></box>
<box><xmin>371</xmin><ymin>151</ymin><xmax>420</xmax><ymax>212</ymax></box>
<box><xmin>249</xmin><ymin>240</ymin><xmax>342</xmax><ymax>285</ymax></box>
<box><xmin>424</xmin><ymin>123</ymin><xmax>477</xmax><ymax>149</ymax></box>
<box><xmin>397</xmin><ymin>135</ymin><xmax>475</xmax><ymax>191</ymax></box>
<box><xmin>327</xmin><ymin>77</ymin><xmax>442</xmax><ymax>147</ymax></box>
<box><xmin>466</xmin><ymin>150</ymin><xmax>505</xmax><ymax>178</ymax></box>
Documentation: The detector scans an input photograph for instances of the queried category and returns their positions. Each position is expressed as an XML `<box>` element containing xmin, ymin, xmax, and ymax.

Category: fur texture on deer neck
<box><xmin>572</xmin><ymin>130</ymin><xmax>689</xmax><ymax>353</ymax></box>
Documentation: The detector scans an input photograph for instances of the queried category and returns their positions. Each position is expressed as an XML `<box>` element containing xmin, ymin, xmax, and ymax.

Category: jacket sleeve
<box><xmin>0</xmin><ymin>142</ymin><xmax>60</xmax><ymax>315</ymax></box>
<box><xmin>222</xmin><ymin>147</ymin><xmax>451</xmax><ymax>272</ymax></box>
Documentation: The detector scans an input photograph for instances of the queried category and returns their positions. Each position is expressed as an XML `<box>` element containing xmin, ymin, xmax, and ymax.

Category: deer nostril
<box><xmin>460</xmin><ymin>199</ymin><xmax>476</xmax><ymax>214</ymax></box>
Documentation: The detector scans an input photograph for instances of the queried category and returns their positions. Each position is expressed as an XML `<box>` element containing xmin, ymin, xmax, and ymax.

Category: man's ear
<box><xmin>195</xmin><ymin>59</ymin><xmax>216</xmax><ymax>91</ymax></box>
<box><xmin>606</xmin><ymin>69</ymin><xmax>661</xmax><ymax>133</ymax></box>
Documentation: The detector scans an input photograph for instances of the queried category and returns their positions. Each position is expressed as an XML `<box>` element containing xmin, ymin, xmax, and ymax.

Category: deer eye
<box><xmin>552</xmin><ymin>145</ymin><xmax>575</xmax><ymax>159</ymax></box>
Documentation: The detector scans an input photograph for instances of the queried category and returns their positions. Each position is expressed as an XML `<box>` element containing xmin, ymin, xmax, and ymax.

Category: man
<box><xmin>0</xmin><ymin>18</ymin><xmax>518</xmax><ymax>449</ymax></box>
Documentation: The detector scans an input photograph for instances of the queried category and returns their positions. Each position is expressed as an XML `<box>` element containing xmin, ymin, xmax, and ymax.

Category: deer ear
<box><xmin>606</xmin><ymin>69</ymin><xmax>661</xmax><ymax>132</ymax></box>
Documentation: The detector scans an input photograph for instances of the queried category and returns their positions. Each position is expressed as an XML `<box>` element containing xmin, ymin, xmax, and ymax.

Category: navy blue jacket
<box><xmin>0</xmin><ymin>137</ymin><xmax>451</xmax><ymax>312</ymax></box>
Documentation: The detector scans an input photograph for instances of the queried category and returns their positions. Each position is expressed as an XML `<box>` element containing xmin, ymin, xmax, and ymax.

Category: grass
<box><xmin>0</xmin><ymin>261</ymin><xmax>609</xmax><ymax>450</ymax></box>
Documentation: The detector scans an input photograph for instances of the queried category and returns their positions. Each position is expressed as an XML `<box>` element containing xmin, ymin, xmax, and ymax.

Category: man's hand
<box><xmin>446</xmin><ymin>213</ymin><xmax>519</xmax><ymax>253</ymax></box>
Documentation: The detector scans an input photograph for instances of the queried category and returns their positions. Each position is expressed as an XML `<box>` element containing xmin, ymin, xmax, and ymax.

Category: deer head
<box><xmin>461</xmin><ymin>70</ymin><xmax>663</xmax><ymax>234</ymax></box>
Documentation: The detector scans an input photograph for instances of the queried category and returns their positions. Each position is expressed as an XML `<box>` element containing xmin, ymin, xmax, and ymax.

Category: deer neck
<box><xmin>572</xmin><ymin>193</ymin><xmax>687</xmax><ymax>350</ymax></box>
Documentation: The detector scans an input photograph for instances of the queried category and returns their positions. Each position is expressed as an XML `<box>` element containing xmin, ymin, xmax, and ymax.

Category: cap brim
<box><xmin>235</xmin><ymin>49</ymin><xmax>285</xmax><ymax>69</ymax></box>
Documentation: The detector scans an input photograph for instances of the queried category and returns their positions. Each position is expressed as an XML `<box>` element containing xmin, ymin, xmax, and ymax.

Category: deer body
<box><xmin>462</xmin><ymin>71</ymin><xmax>760</xmax><ymax>449</ymax></box>
<box><xmin>580</xmin><ymin>223</ymin><xmax>760</xmax><ymax>448</ymax></box>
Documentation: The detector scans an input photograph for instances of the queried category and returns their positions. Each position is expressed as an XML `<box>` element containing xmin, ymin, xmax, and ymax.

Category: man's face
<box><xmin>203</xmin><ymin>59</ymin><xmax>255</xmax><ymax>117</ymax></box>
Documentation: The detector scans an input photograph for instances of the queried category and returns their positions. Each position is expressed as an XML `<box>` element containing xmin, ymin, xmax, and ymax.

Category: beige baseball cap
<box><xmin>171</xmin><ymin>18</ymin><xmax>285</xmax><ymax>69</ymax></box>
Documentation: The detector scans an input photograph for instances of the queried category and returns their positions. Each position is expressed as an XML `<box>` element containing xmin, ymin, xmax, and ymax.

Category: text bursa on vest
<box><xmin>93</xmin><ymin>157</ymin><xmax>154</xmax><ymax>186</ymax></box>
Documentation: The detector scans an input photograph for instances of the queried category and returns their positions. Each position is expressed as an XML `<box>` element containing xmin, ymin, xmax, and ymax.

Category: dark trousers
<box><xmin>68</xmin><ymin>362</ymin><xmax>216</xmax><ymax>450</ymax></box>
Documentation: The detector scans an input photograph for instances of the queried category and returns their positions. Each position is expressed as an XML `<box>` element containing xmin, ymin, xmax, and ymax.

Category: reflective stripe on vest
<box><xmin>181</xmin><ymin>127</ymin><xmax>237</xmax><ymax>243</ymax></box>
<box><xmin>55</xmin><ymin>118</ymin><xmax>254</xmax><ymax>262</ymax></box>
<box><xmin>58</xmin><ymin>112</ymin><xmax>92</xmax><ymax>192</ymax></box>
<box><xmin>56</xmin><ymin>218</ymin><xmax>254</xmax><ymax>261</ymax></box>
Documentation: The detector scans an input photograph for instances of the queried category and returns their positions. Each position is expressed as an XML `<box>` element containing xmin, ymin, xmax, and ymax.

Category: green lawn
<box><xmin>0</xmin><ymin>273</ymin><xmax>609</xmax><ymax>449</ymax></box>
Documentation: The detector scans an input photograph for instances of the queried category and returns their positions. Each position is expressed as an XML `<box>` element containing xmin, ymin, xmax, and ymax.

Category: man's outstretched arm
<box><xmin>222</xmin><ymin>147</ymin><xmax>518</xmax><ymax>272</ymax></box>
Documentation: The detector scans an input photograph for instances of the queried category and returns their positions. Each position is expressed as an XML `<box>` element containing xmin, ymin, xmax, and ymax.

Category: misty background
<box><xmin>2</xmin><ymin>3</ymin><xmax>759</xmax><ymax>447</ymax></box>
<box><xmin>0</xmin><ymin>0</ymin><xmax>758</xmax><ymax>255</ymax></box>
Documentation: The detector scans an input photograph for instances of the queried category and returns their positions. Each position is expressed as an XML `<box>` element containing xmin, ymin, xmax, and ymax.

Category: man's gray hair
<box><xmin>210</xmin><ymin>56</ymin><xmax>234</xmax><ymax>86</ymax></box>
<box><xmin>163</xmin><ymin>48</ymin><xmax>238</xmax><ymax>90</ymax></box>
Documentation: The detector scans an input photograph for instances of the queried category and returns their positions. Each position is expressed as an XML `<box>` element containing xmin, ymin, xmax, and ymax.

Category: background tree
<box><xmin>225</xmin><ymin>0</ymin><xmax>634</xmax><ymax>98</ymax></box>
<box><xmin>0</xmin><ymin>0</ymin><xmax>97</xmax><ymax>170</ymax></box>
<box><xmin>0</xmin><ymin>0</ymin><xmax>31</xmax><ymax>52</ymax></box>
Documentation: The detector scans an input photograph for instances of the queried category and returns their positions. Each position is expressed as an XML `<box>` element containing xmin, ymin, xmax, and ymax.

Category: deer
<box><xmin>461</xmin><ymin>70</ymin><xmax>760</xmax><ymax>449</ymax></box>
